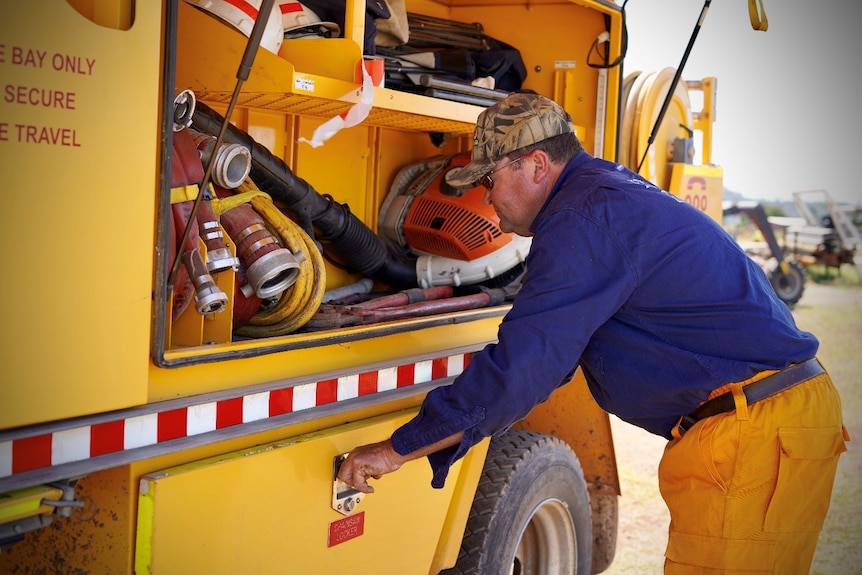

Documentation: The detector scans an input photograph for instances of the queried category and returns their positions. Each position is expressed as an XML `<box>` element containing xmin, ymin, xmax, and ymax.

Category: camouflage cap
<box><xmin>445</xmin><ymin>93</ymin><xmax>575</xmax><ymax>189</ymax></box>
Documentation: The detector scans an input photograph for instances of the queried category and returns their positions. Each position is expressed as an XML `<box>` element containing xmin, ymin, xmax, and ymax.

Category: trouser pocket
<box><xmin>763</xmin><ymin>425</ymin><xmax>847</xmax><ymax>533</ymax></box>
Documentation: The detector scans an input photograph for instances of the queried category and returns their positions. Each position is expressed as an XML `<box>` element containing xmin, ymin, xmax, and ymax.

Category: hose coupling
<box><xmin>221</xmin><ymin>203</ymin><xmax>304</xmax><ymax>299</ymax></box>
<box><xmin>197</xmin><ymin>199</ymin><xmax>240</xmax><ymax>273</ymax></box>
<box><xmin>182</xmin><ymin>247</ymin><xmax>229</xmax><ymax>315</ymax></box>
<box><xmin>189</xmin><ymin>129</ymin><xmax>252</xmax><ymax>189</ymax></box>
<box><xmin>242</xmin><ymin>247</ymin><xmax>306</xmax><ymax>299</ymax></box>
<box><xmin>173</xmin><ymin>89</ymin><xmax>196</xmax><ymax>132</ymax></box>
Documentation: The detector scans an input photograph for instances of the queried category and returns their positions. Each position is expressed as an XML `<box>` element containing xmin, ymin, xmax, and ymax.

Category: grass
<box><xmin>805</xmin><ymin>263</ymin><xmax>862</xmax><ymax>287</ymax></box>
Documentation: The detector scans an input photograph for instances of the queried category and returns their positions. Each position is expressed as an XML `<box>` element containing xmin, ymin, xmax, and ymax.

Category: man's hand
<box><xmin>337</xmin><ymin>439</ymin><xmax>406</xmax><ymax>494</ymax></box>
<box><xmin>338</xmin><ymin>431</ymin><xmax>465</xmax><ymax>494</ymax></box>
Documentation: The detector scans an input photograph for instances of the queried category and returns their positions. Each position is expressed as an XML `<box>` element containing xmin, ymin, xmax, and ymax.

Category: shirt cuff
<box><xmin>427</xmin><ymin>425</ymin><xmax>486</xmax><ymax>488</ymax></box>
<box><xmin>391</xmin><ymin>405</ymin><xmax>486</xmax><ymax>489</ymax></box>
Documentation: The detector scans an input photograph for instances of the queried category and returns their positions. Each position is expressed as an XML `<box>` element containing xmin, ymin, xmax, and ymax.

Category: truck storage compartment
<box><xmin>154</xmin><ymin>0</ymin><xmax>612</xmax><ymax>365</ymax></box>
<box><xmin>135</xmin><ymin>410</ymin><xmax>488</xmax><ymax>574</ymax></box>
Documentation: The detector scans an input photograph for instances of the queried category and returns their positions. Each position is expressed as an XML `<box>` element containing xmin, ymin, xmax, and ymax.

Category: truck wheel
<box><xmin>440</xmin><ymin>430</ymin><xmax>592</xmax><ymax>575</ymax></box>
<box><xmin>769</xmin><ymin>259</ymin><xmax>806</xmax><ymax>305</ymax></box>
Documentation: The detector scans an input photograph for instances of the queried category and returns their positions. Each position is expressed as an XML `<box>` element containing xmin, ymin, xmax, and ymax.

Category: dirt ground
<box><xmin>601</xmin><ymin>281</ymin><xmax>862</xmax><ymax>575</ymax></box>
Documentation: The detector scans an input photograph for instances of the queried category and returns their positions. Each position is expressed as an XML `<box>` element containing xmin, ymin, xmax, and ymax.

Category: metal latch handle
<box><xmin>332</xmin><ymin>453</ymin><xmax>365</xmax><ymax>516</ymax></box>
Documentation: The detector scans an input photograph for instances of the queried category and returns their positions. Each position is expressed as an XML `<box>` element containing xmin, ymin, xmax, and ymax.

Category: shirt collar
<box><xmin>529</xmin><ymin>151</ymin><xmax>593</xmax><ymax>234</ymax></box>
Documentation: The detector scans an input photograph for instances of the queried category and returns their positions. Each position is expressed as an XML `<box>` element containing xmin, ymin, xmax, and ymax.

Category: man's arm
<box><xmin>337</xmin><ymin>431</ymin><xmax>464</xmax><ymax>493</ymax></box>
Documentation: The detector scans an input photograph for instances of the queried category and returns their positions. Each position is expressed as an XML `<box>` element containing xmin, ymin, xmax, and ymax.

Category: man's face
<box><xmin>481</xmin><ymin>154</ymin><xmax>538</xmax><ymax>237</ymax></box>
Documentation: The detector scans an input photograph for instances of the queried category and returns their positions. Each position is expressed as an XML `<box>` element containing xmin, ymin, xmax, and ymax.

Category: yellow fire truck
<box><xmin>0</xmin><ymin>0</ymin><xmax>725</xmax><ymax>573</ymax></box>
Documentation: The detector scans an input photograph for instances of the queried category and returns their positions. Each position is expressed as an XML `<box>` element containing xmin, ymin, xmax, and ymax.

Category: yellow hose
<box><xmin>215</xmin><ymin>178</ymin><xmax>326</xmax><ymax>337</ymax></box>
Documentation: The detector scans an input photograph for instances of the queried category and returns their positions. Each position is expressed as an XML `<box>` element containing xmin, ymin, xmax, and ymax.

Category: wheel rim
<box><xmin>510</xmin><ymin>497</ymin><xmax>577</xmax><ymax>575</ymax></box>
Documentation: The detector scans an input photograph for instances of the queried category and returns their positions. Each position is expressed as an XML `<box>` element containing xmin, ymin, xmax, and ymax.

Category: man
<box><xmin>338</xmin><ymin>93</ymin><xmax>848</xmax><ymax>573</ymax></box>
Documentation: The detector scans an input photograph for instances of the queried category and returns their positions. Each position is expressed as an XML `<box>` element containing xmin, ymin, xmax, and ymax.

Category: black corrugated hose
<box><xmin>191</xmin><ymin>101</ymin><xmax>417</xmax><ymax>288</ymax></box>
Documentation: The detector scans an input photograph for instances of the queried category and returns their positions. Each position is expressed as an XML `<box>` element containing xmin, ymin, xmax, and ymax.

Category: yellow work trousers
<box><xmin>659</xmin><ymin>365</ymin><xmax>848</xmax><ymax>574</ymax></box>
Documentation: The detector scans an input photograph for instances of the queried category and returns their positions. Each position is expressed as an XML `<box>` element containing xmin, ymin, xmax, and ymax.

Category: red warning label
<box><xmin>328</xmin><ymin>512</ymin><xmax>365</xmax><ymax>547</ymax></box>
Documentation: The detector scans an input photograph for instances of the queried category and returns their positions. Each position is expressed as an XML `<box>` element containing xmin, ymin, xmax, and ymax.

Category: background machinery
<box><xmin>790</xmin><ymin>189</ymin><xmax>861</xmax><ymax>276</ymax></box>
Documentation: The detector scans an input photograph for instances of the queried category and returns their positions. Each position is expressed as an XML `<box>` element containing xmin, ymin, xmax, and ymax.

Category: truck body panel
<box><xmin>1</xmin><ymin>0</ymin><xmax>161</xmax><ymax>429</ymax></box>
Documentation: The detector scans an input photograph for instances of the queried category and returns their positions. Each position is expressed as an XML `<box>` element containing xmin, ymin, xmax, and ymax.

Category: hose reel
<box><xmin>620</xmin><ymin>67</ymin><xmax>693</xmax><ymax>187</ymax></box>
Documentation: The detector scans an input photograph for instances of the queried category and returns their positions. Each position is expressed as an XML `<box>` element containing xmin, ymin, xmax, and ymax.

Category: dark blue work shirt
<box><xmin>391</xmin><ymin>152</ymin><xmax>818</xmax><ymax>488</ymax></box>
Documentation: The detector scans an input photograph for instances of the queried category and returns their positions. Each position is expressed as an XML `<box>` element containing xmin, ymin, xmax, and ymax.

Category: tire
<box><xmin>769</xmin><ymin>259</ymin><xmax>806</xmax><ymax>305</ymax></box>
<box><xmin>440</xmin><ymin>430</ymin><xmax>592</xmax><ymax>575</ymax></box>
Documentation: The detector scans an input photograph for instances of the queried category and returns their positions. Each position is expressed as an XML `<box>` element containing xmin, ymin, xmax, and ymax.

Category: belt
<box><xmin>678</xmin><ymin>358</ymin><xmax>824</xmax><ymax>434</ymax></box>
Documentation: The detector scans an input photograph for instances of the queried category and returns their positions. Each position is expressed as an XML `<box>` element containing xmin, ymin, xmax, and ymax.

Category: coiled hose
<box><xmin>214</xmin><ymin>178</ymin><xmax>326</xmax><ymax>336</ymax></box>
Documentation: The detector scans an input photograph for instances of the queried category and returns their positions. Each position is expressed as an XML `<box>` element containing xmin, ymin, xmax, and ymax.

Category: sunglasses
<box><xmin>479</xmin><ymin>155</ymin><xmax>528</xmax><ymax>190</ymax></box>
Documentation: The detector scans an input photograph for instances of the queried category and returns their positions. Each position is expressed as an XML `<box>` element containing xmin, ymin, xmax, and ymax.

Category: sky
<box><xmin>621</xmin><ymin>0</ymin><xmax>862</xmax><ymax>205</ymax></box>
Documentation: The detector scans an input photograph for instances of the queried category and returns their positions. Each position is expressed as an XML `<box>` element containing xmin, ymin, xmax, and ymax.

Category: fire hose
<box><xmin>214</xmin><ymin>178</ymin><xmax>326</xmax><ymax>337</ymax></box>
<box><xmin>171</xmin><ymin>118</ymin><xmax>323</xmax><ymax>335</ymax></box>
<box><xmin>170</xmin><ymin>126</ymin><xmax>230</xmax><ymax>320</ymax></box>
<box><xmin>172</xmin><ymin>199</ymin><xmax>229</xmax><ymax>316</ymax></box>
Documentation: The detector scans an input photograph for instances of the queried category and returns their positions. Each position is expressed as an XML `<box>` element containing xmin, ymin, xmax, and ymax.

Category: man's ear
<box><xmin>529</xmin><ymin>150</ymin><xmax>551</xmax><ymax>182</ymax></box>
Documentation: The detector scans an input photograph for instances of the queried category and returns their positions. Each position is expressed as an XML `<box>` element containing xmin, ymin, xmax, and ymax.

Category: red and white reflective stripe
<box><xmin>0</xmin><ymin>354</ymin><xmax>469</xmax><ymax>480</ymax></box>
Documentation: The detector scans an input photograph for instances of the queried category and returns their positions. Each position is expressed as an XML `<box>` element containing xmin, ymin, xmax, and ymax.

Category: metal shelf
<box><xmin>176</xmin><ymin>1</ymin><xmax>481</xmax><ymax>135</ymax></box>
